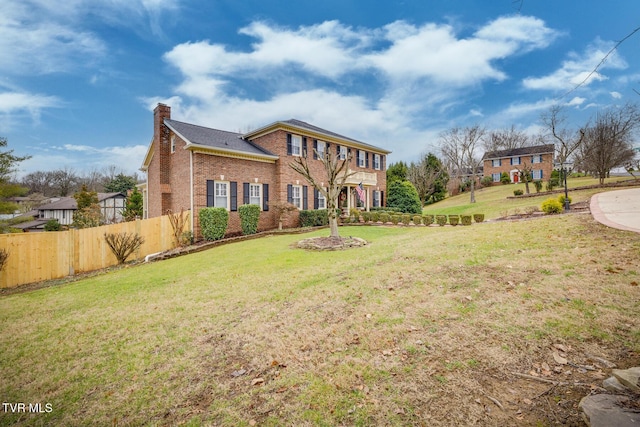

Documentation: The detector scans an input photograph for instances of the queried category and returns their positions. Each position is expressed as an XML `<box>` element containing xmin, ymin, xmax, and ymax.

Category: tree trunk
<box><xmin>329</xmin><ymin>217</ymin><xmax>340</xmax><ymax>237</ymax></box>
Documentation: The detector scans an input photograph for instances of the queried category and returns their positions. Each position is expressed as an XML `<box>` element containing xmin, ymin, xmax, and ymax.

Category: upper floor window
<box><xmin>358</xmin><ymin>150</ymin><xmax>366</xmax><ymax>167</ymax></box>
<box><xmin>492</xmin><ymin>159</ymin><xmax>501</xmax><ymax>167</ymax></box>
<box><xmin>291</xmin><ymin>135</ymin><xmax>302</xmax><ymax>156</ymax></box>
<box><xmin>170</xmin><ymin>135</ymin><xmax>176</xmax><ymax>153</ymax></box>
<box><xmin>373</xmin><ymin>154</ymin><xmax>381</xmax><ymax>170</ymax></box>
<box><xmin>532</xmin><ymin>155</ymin><xmax>542</xmax><ymax>164</ymax></box>
<box><xmin>316</xmin><ymin>141</ymin><xmax>326</xmax><ymax>159</ymax></box>
<box><xmin>511</xmin><ymin>157</ymin><xmax>521</xmax><ymax>165</ymax></box>
<box><xmin>339</xmin><ymin>146</ymin><xmax>347</xmax><ymax>160</ymax></box>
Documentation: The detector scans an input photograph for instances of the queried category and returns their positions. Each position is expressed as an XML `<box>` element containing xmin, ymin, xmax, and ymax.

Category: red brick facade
<box><xmin>483</xmin><ymin>145</ymin><xmax>554</xmax><ymax>184</ymax></box>
<box><xmin>142</xmin><ymin>104</ymin><xmax>390</xmax><ymax>237</ymax></box>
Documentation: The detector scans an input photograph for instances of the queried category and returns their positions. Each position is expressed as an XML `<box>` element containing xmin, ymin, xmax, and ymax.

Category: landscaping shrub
<box><xmin>401</xmin><ymin>214</ymin><xmax>411</xmax><ymax>224</ymax></box>
<box><xmin>387</xmin><ymin>180</ymin><xmax>422</xmax><ymax>214</ymax></box>
<box><xmin>412</xmin><ymin>215</ymin><xmax>422</xmax><ymax>225</ymax></box>
<box><xmin>461</xmin><ymin>215</ymin><xmax>472</xmax><ymax>226</ymax></box>
<box><xmin>361</xmin><ymin>211</ymin><xmax>371</xmax><ymax>222</ymax></box>
<box><xmin>104</xmin><ymin>232</ymin><xmax>145</xmax><ymax>264</ymax></box>
<box><xmin>371</xmin><ymin>212</ymin><xmax>380</xmax><ymax>222</ymax></box>
<box><xmin>44</xmin><ymin>219</ymin><xmax>61</xmax><ymax>231</ymax></box>
<box><xmin>558</xmin><ymin>194</ymin><xmax>572</xmax><ymax>207</ymax></box>
<box><xmin>513</xmin><ymin>189</ymin><xmax>523</xmax><ymax>196</ymax></box>
<box><xmin>449</xmin><ymin>215</ymin><xmax>459</xmax><ymax>226</ymax></box>
<box><xmin>473</xmin><ymin>214</ymin><xmax>484</xmax><ymax>223</ymax></box>
<box><xmin>391</xmin><ymin>215</ymin><xmax>400</xmax><ymax>225</ymax></box>
<box><xmin>299</xmin><ymin>209</ymin><xmax>329</xmax><ymax>227</ymax></box>
<box><xmin>422</xmin><ymin>215</ymin><xmax>434</xmax><ymax>226</ymax></box>
<box><xmin>500</xmin><ymin>172</ymin><xmax>511</xmax><ymax>184</ymax></box>
<box><xmin>541</xmin><ymin>198</ymin><xmax>563</xmax><ymax>214</ymax></box>
<box><xmin>380</xmin><ymin>213</ymin><xmax>391</xmax><ymax>223</ymax></box>
<box><xmin>239</xmin><ymin>204</ymin><xmax>260</xmax><ymax>235</ymax></box>
<box><xmin>480</xmin><ymin>176</ymin><xmax>494</xmax><ymax>187</ymax></box>
<box><xmin>533</xmin><ymin>180</ymin><xmax>543</xmax><ymax>193</ymax></box>
<box><xmin>199</xmin><ymin>207</ymin><xmax>229</xmax><ymax>240</ymax></box>
<box><xmin>524</xmin><ymin>206</ymin><xmax>539</xmax><ymax>215</ymax></box>
<box><xmin>436</xmin><ymin>215</ymin><xmax>447</xmax><ymax>226</ymax></box>
<box><xmin>545</xmin><ymin>180</ymin><xmax>555</xmax><ymax>191</ymax></box>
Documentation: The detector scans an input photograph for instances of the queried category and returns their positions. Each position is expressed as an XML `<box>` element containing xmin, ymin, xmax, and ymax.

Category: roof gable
<box><xmin>483</xmin><ymin>144</ymin><xmax>555</xmax><ymax>160</ymax></box>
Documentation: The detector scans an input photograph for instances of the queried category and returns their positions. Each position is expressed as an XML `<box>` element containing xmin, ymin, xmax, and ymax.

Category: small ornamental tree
<box><xmin>386</xmin><ymin>180</ymin><xmax>422</xmax><ymax>214</ymax></box>
<box><xmin>73</xmin><ymin>185</ymin><xmax>102</xmax><ymax>228</ymax></box>
<box><xmin>44</xmin><ymin>219</ymin><xmax>61</xmax><ymax>231</ymax></box>
<box><xmin>123</xmin><ymin>187</ymin><xmax>144</xmax><ymax>221</ymax></box>
<box><xmin>104</xmin><ymin>232</ymin><xmax>145</xmax><ymax>264</ymax></box>
<box><xmin>199</xmin><ymin>207</ymin><xmax>228</xmax><ymax>241</ymax></box>
<box><xmin>238</xmin><ymin>204</ymin><xmax>260</xmax><ymax>235</ymax></box>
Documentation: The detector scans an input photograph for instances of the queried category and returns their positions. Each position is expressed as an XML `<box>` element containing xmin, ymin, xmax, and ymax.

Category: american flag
<box><xmin>355</xmin><ymin>183</ymin><xmax>365</xmax><ymax>202</ymax></box>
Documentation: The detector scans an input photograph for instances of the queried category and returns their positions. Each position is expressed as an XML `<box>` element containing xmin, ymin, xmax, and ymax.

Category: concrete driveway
<box><xmin>590</xmin><ymin>187</ymin><xmax>640</xmax><ymax>233</ymax></box>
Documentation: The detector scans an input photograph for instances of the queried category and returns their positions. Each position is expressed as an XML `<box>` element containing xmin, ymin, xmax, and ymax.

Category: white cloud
<box><xmin>610</xmin><ymin>91</ymin><xmax>622</xmax><ymax>99</ymax></box>
<box><xmin>0</xmin><ymin>91</ymin><xmax>62</xmax><ymax>131</ymax></box>
<box><xmin>522</xmin><ymin>39</ymin><xmax>627</xmax><ymax>91</ymax></box>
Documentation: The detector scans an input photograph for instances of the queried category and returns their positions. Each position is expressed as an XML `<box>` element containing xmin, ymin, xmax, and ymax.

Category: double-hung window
<box><xmin>215</xmin><ymin>182</ymin><xmax>228</xmax><ymax>208</ymax></box>
<box><xmin>170</xmin><ymin>135</ymin><xmax>176</xmax><ymax>153</ymax></box>
<box><xmin>492</xmin><ymin>173</ymin><xmax>501</xmax><ymax>182</ymax></box>
<box><xmin>291</xmin><ymin>185</ymin><xmax>302</xmax><ymax>209</ymax></box>
<box><xmin>339</xmin><ymin>146</ymin><xmax>347</xmax><ymax>160</ymax></box>
<box><xmin>532</xmin><ymin>155</ymin><xmax>542</xmax><ymax>164</ymax></box>
<box><xmin>532</xmin><ymin>170</ymin><xmax>543</xmax><ymax>180</ymax></box>
<box><xmin>373</xmin><ymin>154</ymin><xmax>381</xmax><ymax>170</ymax></box>
<box><xmin>373</xmin><ymin>191</ymin><xmax>381</xmax><ymax>207</ymax></box>
<box><xmin>249</xmin><ymin>184</ymin><xmax>261</xmax><ymax>206</ymax></box>
<box><xmin>316</xmin><ymin>141</ymin><xmax>325</xmax><ymax>159</ymax></box>
<box><xmin>317</xmin><ymin>191</ymin><xmax>326</xmax><ymax>209</ymax></box>
<box><xmin>358</xmin><ymin>150</ymin><xmax>366</xmax><ymax>167</ymax></box>
<box><xmin>291</xmin><ymin>135</ymin><xmax>302</xmax><ymax>156</ymax></box>
<box><xmin>511</xmin><ymin>157</ymin><xmax>521</xmax><ymax>165</ymax></box>
<box><xmin>492</xmin><ymin>159</ymin><xmax>501</xmax><ymax>167</ymax></box>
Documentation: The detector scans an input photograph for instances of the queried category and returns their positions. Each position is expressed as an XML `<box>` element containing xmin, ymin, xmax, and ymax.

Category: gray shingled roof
<box><xmin>37</xmin><ymin>193</ymin><xmax>125</xmax><ymax>211</ymax></box>
<box><xmin>165</xmin><ymin>119</ymin><xmax>276</xmax><ymax>157</ymax></box>
<box><xmin>483</xmin><ymin>144</ymin><xmax>555</xmax><ymax>160</ymax></box>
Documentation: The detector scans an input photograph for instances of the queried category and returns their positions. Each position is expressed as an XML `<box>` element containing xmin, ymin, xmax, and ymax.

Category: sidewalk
<box><xmin>590</xmin><ymin>187</ymin><xmax>640</xmax><ymax>233</ymax></box>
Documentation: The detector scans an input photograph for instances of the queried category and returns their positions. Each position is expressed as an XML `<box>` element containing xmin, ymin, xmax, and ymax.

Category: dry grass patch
<box><xmin>1</xmin><ymin>216</ymin><xmax>639</xmax><ymax>426</ymax></box>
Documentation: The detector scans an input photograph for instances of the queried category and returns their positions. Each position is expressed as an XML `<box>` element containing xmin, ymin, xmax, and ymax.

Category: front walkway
<box><xmin>590</xmin><ymin>188</ymin><xmax>640</xmax><ymax>233</ymax></box>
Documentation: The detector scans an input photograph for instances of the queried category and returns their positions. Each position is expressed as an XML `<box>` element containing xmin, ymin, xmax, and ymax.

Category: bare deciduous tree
<box><xmin>290</xmin><ymin>147</ymin><xmax>355</xmax><ymax>238</ymax></box>
<box><xmin>577</xmin><ymin>103</ymin><xmax>640</xmax><ymax>184</ymax></box>
<box><xmin>540</xmin><ymin>105</ymin><xmax>587</xmax><ymax>167</ymax></box>
<box><xmin>268</xmin><ymin>201</ymin><xmax>298</xmax><ymax>231</ymax></box>
<box><xmin>440</xmin><ymin>125</ymin><xmax>486</xmax><ymax>203</ymax></box>
<box><xmin>484</xmin><ymin>125</ymin><xmax>534</xmax><ymax>152</ymax></box>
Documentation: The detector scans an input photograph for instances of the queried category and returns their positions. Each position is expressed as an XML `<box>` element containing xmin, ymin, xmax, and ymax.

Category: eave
<box><xmin>185</xmin><ymin>143</ymin><xmax>279</xmax><ymax>163</ymax></box>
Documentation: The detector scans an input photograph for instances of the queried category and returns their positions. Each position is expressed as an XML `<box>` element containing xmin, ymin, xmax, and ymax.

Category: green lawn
<box><xmin>1</xmin><ymin>218</ymin><xmax>639</xmax><ymax>426</ymax></box>
<box><xmin>422</xmin><ymin>176</ymin><xmax>637</xmax><ymax>219</ymax></box>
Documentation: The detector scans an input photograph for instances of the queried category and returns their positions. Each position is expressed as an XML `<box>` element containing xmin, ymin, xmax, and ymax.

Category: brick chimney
<box><xmin>153</xmin><ymin>103</ymin><xmax>172</xmax><ymax>215</ymax></box>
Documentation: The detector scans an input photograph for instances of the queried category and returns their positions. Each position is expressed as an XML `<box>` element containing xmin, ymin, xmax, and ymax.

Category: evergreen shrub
<box><xmin>238</xmin><ymin>204</ymin><xmax>260</xmax><ymax>235</ymax></box>
<box><xmin>199</xmin><ymin>207</ymin><xmax>228</xmax><ymax>241</ymax></box>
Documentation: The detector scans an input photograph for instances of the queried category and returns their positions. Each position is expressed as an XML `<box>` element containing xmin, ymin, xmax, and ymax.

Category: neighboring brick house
<box><xmin>482</xmin><ymin>144</ymin><xmax>555</xmax><ymax>184</ymax></box>
<box><xmin>140</xmin><ymin>104</ymin><xmax>391</xmax><ymax>237</ymax></box>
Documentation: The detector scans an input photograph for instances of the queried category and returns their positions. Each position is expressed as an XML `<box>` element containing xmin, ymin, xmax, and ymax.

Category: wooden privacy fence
<box><xmin>0</xmin><ymin>212</ymin><xmax>190</xmax><ymax>289</ymax></box>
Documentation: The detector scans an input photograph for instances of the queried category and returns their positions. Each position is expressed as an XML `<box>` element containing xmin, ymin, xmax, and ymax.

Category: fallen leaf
<box><xmin>541</xmin><ymin>362</ymin><xmax>551</xmax><ymax>371</ymax></box>
<box><xmin>475</xmin><ymin>398</ymin><xmax>482</xmax><ymax>404</ymax></box>
<box><xmin>523</xmin><ymin>398</ymin><xmax>533</xmax><ymax>405</ymax></box>
<box><xmin>251</xmin><ymin>378</ymin><xmax>264</xmax><ymax>386</ymax></box>
<box><xmin>553</xmin><ymin>343</ymin><xmax>568</xmax><ymax>353</ymax></box>
<box><xmin>553</xmin><ymin>351</ymin><xmax>568</xmax><ymax>365</ymax></box>
<box><xmin>249</xmin><ymin>420</ymin><xmax>257</xmax><ymax>426</ymax></box>
<box><xmin>631</xmin><ymin>281</ymin><xmax>638</xmax><ymax>286</ymax></box>
<box><xmin>231</xmin><ymin>369</ymin><xmax>247</xmax><ymax>377</ymax></box>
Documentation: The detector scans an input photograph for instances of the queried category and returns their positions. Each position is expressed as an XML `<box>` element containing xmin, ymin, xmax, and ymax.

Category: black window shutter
<box><xmin>287</xmin><ymin>184</ymin><xmax>293</xmax><ymax>203</ymax></box>
<box><xmin>230</xmin><ymin>181</ymin><xmax>237</xmax><ymax>211</ymax></box>
<box><xmin>303</xmin><ymin>186</ymin><xmax>308</xmax><ymax>210</ymax></box>
<box><xmin>287</xmin><ymin>134</ymin><xmax>292</xmax><ymax>155</ymax></box>
<box><xmin>302</xmin><ymin>137</ymin><xmax>307</xmax><ymax>158</ymax></box>
<box><xmin>243</xmin><ymin>182</ymin><xmax>250</xmax><ymax>204</ymax></box>
<box><xmin>206</xmin><ymin>180</ymin><xmax>214</xmax><ymax>207</ymax></box>
<box><xmin>381</xmin><ymin>190</ymin><xmax>385</xmax><ymax>207</ymax></box>
<box><xmin>313</xmin><ymin>140</ymin><xmax>318</xmax><ymax>160</ymax></box>
<box><xmin>337</xmin><ymin>144</ymin><xmax>340</xmax><ymax>155</ymax></box>
<box><xmin>366</xmin><ymin>152</ymin><xmax>369</xmax><ymax>168</ymax></box>
<box><xmin>382</xmin><ymin>155</ymin><xmax>385</xmax><ymax>170</ymax></box>
<box><xmin>262</xmin><ymin>184</ymin><xmax>269</xmax><ymax>211</ymax></box>
<box><xmin>313</xmin><ymin>188</ymin><xmax>319</xmax><ymax>209</ymax></box>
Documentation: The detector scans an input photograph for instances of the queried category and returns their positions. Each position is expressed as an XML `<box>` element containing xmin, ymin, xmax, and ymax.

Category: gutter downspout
<box><xmin>190</xmin><ymin>151</ymin><xmax>194</xmax><ymax>233</ymax></box>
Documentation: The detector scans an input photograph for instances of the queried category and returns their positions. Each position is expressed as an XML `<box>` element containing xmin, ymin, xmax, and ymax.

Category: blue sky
<box><xmin>3</xmin><ymin>0</ymin><xmax>639</xmax><ymax>179</ymax></box>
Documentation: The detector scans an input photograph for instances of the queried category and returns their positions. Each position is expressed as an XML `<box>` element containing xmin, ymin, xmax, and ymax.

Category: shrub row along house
<box><xmin>140</xmin><ymin>104</ymin><xmax>391</xmax><ymax>237</ymax></box>
<box><xmin>482</xmin><ymin>144</ymin><xmax>555</xmax><ymax>184</ymax></box>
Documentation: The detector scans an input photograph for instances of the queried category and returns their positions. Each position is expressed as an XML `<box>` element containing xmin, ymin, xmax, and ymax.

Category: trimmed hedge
<box><xmin>449</xmin><ymin>215</ymin><xmax>459</xmax><ymax>226</ymax></box>
<box><xmin>401</xmin><ymin>214</ymin><xmax>411</xmax><ymax>224</ymax></box>
<box><xmin>299</xmin><ymin>209</ymin><xmax>329</xmax><ymax>227</ymax></box>
<box><xmin>436</xmin><ymin>215</ymin><xmax>447</xmax><ymax>226</ymax></box>
<box><xmin>380</xmin><ymin>213</ymin><xmax>391</xmax><ymax>223</ymax></box>
<box><xmin>239</xmin><ymin>204</ymin><xmax>260</xmax><ymax>235</ymax></box>
<box><xmin>412</xmin><ymin>215</ymin><xmax>422</xmax><ymax>225</ymax></box>
<box><xmin>461</xmin><ymin>215</ymin><xmax>472</xmax><ymax>226</ymax></box>
<box><xmin>422</xmin><ymin>215</ymin><xmax>434</xmax><ymax>226</ymax></box>
<box><xmin>199</xmin><ymin>207</ymin><xmax>228</xmax><ymax>241</ymax></box>
<box><xmin>391</xmin><ymin>215</ymin><xmax>400</xmax><ymax>225</ymax></box>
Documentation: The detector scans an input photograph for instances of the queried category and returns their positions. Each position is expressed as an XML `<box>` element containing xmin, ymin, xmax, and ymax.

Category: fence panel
<box><xmin>0</xmin><ymin>211</ymin><xmax>190</xmax><ymax>289</ymax></box>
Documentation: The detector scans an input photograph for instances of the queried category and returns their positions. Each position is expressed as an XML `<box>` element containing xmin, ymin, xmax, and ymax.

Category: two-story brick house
<box><xmin>141</xmin><ymin>104</ymin><xmax>391</xmax><ymax>237</ymax></box>
<box><xmin>482</xmin><ymin>144</ymin><xmax>555</xmax><ymax>184</ymax></box>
